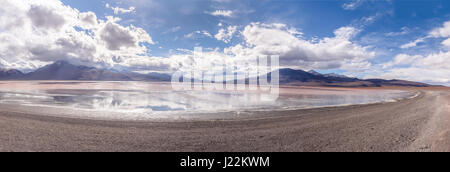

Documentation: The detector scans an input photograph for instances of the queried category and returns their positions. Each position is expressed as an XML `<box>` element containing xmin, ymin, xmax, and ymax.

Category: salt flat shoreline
<box><xmin>0</xmin><ymin>89</ymin><xmax>449</xmax><ymax>152</ymax></box>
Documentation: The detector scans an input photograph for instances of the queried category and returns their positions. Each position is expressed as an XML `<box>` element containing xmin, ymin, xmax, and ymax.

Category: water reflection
<box><xmin>0</xmin><ymin>81</ymin><xmax>415</xmax><ymax>117</ymax></box>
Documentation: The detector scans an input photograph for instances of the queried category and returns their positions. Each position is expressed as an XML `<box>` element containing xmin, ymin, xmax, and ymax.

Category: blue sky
<box><xmin>59</xmin><ymin>0</ymin><xmax>449</xmax><ymax>56</ymax></box>
<box><xmin>1</xmin><ymin>0</ymin><xmax>450</xmax><ymax>85</ymax></box>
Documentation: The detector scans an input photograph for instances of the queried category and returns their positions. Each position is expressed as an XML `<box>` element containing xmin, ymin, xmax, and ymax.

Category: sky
<box><xmin>0</xmin><ymin>0</ymin><xmax>449</xmax><ymax>85</ymax></box>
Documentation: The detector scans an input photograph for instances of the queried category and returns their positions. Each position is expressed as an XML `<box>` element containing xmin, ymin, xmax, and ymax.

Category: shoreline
<box><xmin>0</xmin><ymin>89</ymin><xmax>448</xmax><ymax>152</ymax></box>
<box><xmin>0</xmin><ymin>90</ymin><xmax>419</xmax><ymax>123</ymax></box>
<box><xmin>0</xmin><ymin>85</ymin><xmax>420</xmax><ymax>122</ymax></box>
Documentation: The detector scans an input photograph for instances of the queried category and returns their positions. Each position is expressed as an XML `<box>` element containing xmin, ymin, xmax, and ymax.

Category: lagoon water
<box><xmin>0</xmin><ymin>81</ymin><xmax>416</xmax><ymax>120</ymax></box>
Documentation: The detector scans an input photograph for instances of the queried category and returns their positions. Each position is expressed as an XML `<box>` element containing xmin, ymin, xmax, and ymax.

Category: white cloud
<box><xmin>428</xmin><ymin>21</ymin><xmax>450</xmax><ymax>48</ymax></box>
<box><xmin>200</xmin><ymin>30</ymin><xmax>213</xmax><ymax>37</ymax></box>
<box><xmin>215</xmin><ymin>26</ymin><xmax>237</xmax><ymax>43</ymax></box>
<box><xmin>207</xmin><ymin>10</ymin><xmax>233</xmax><ymax>17</ymax></box>
<box><xmin>374</xmin><ymin>67</ymin><xmax>450</xmax><ymax>85</ymax></box>
<box><xmin>377</xmin><ymin>20</ymin><xmax>450</xmax><ymax>85</ymax></box>
<box><xmin>386</xmin><ymin>27</ymin><xmax>410</xmax><ymax>36</ymax></box>
<box><xmin>27</xmin><ymin>5</ymin><xmax>67</xmax><ymax>31</ymax></box>
<box><xmin>393</xmin><ymin>54</ymin><xmax>422</xmax><ymax>66</ymax></box>
<box><xmin>398</xmin><ymin>20</ymin><xmax>450</xmax><ymax>49</ymax></box>
<box><xmin>378</xmin><ymin>52</ymin><xmax>450</xmax><ymax>85</ymax></box>
<box><xmin>442</xmin><ymin>38</ymin><xmax>450</xmax><ymax>47</ymax></box>
<box><xmin>400</xmin><ymin>37</ymin><xmax>425</xmax><ymax>49</ymax></box>
<box><xmin>79</xmin><ymin>12</ymin><xmax>98</xmax><ymax>29</ymax></box>
<box><xmin>105</xmin><ymin>3</ymin><xmax>136</xmax><ymax>15</ymax></box>
<box><xmin>224</xmin><ymin>23</ymin><xmax>374</xmax><ymax>71</ymax></box>
<box><xmin>185</xmin><ymin>30</ymin><xmax>213</xmax><ymax>38</ymax></box>
<box><xmin>126</xmin><ymin>23</ymin><xmax>374</xmax><ymax>75</ymax></box>
<box><xmin>98</xmin><ymin>20</ymin><xmax>154</xmax><ymax>51</ymax></box>
<box><xmin>382</xmin><ymin>54</ymin><xmax>422</xmax><ymax>68</ymax></box>
<box><xmin>342</xmin><ymin>0</ymin><xmax>363</xmax><ymax>10</ymax></box>
<box><xmin>0</xmin><ymin>0</ymin><xmax>155</xmax><ymax>71</ymax></box>
<box><xmin>390</xmin><ymin>52</ymin><xmax>450</xmax><ymax>70</ymax></box>
<box><xmin>334</xmin><ymin>26</ymin><xmax>361</xmax><ymax>39</ymax></box>
<box><xmin>429</xmin><ymin>21</ymin><xmax>450</xmax><ymax>38</ymax></box>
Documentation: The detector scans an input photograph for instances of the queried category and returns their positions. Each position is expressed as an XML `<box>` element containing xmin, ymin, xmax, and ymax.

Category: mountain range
<box><xmin>0</xmin><ymin>60</ymin><xmax>433</xmax><ymax>87</ymax></box>
<box><xmin>0</xmin><ymin>61</ymin><xmax>171</xmax><ymax>82</ymax></box>
<box><xmin>274</xmin><ymin>68</ymin><xmax>431</xmax><ymax>87</ymax></box>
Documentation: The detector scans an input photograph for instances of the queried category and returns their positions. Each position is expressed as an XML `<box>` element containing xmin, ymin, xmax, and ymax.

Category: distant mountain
<box><xmin>272</xmin><ymin>68</ymin><xmax>432</xmax><ymax>87</ymax></box>
<box><xmin>0</xmin><ymin>69</ymin><xmax>25</xmax><ymax>79</ymax></box>
<box><xmin>323</xmin><ymin>73</ymin><xmax>352</xmax><ymax>79</ymax></box>
<box><xmin>0</xmin><ymin>61</ymin><xmax>171</xmax><ymax>82</ymax></box>
<box><xmin>25</xmin><ymin>61</ymin><xmax>98</xmax><ymax>80</ymax></box>
<box><xmin>364</xmin><ymin>79</ymin><xmax>430</xmax><ymax>87</ymax></box>
<box><xmin>278</xmin><ymin>68</ymin><xmax>359</xmax><ymax>84</ymax></box>
<box><xmin>307</xmin><ymin>70</ymin><xmax>352</xmax><ymax>79</ymax></box>
<box><xmin>0</xmin><ymin>61</ymin><xmax>433</xmax><ymax>87</ymax></box>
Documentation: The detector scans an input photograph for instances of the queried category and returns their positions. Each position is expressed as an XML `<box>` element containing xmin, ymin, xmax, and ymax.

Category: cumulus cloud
<box><xmin>157</xmin><ymin>23</ymin><xmax>373</xmax><ymax>77</ymax></box>
<box><xmin>389</xmin><ymin>52</ymin><xmax>450</xmax><ymax>70</ymax></box>
<box><xmin>79</xmin><ymin>12</ymin><xmax>98</xmax><ymax>29</ymax></box>
<box><xmin>224</xmin><ymin>23</ymin><xmax>374</xmax><ymax>71</ymax></box>
<box><xmin>27</xmin><ymin>5</ymin><xmax>67</xmax><ymax>31</ymax></box>
<box><xmin>215</xmin><ymin>26</ymin><xmax>237</xmax><ymax>43</ymax></box>
<box><xmin>375</xmin><ymin>67</ymin><xmax>450</xmax><ymax>85</ymax></box>
<box><xmin>99</xmin><ymin>20</ymin><xmax>153</xmax><ymax>50</ymax></box>
<box><xmin>382</xmin><ymin>54</ymin><xmax>422</xmax><ymax>68</ymax></box>
<box><xmin>334</xmin><ymin>26</ymin><xmax>361</xmax><ymax>39</ymax></box>
<box><xmin>429</xmin><ymin>21</ymin><xmax>450</xmax><ymax>38</ymax></box>
<box><xmin>378</xmin><ymin>52</ymin><xmax>450</xmax><ymax>85</ymax></box>
<box><xmin>0</xmin><ymin>0</ymin><xmax>156</xmax><ymax>71</ymax></box>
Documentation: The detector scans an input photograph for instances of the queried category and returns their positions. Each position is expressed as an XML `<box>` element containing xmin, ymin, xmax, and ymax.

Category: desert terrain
<box><xmin>0</xmin><ymin>86</ymin><xmax>448</xmax><ymax>152</ymax></box>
